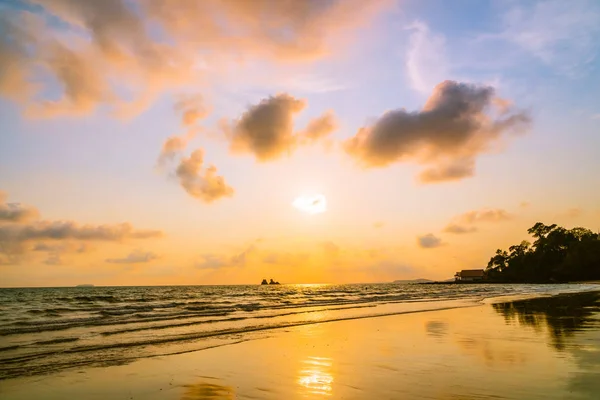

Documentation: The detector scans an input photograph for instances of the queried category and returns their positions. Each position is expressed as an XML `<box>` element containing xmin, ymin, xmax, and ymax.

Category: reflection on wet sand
<box><xmin>492</xmin><ymin>292</ymin><xmax>600</xmax><ymax>350</ymax></box>
<box><xmin>425</xmin><ymin>320</ymin><xmax>449</xmax><ymax>339</ymax></box>
<box><xmin>492</xmin><ymin>291</ymin><xmax>600</xmax><ymax>399</ymax></box>
<box><xmin>298</xmin><ymin>356</ymin><xmax>334</xmax><ymax>397</ymax></box>
<box><xmin>181</xmin><ymin>381</ymin><xmax>234</xmax><ymax>400</ymax></box>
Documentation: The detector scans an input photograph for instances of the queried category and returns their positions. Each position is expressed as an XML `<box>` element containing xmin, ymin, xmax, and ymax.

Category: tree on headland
<box><xmin>486</xmin><ymin>223</ymin><xmax>600</xmax><ymax>283</ymax></box>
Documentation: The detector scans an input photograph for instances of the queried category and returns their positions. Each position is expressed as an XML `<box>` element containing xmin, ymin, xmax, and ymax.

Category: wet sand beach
<box><xmin>1</xmin><ymin>290</ymin><xmax>599</xmax><ymax>400</ymax></box>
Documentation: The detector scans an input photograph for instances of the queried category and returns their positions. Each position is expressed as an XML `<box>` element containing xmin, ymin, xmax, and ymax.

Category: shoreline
<box><xmin>1</xmin><ymin>289</ymin><xmax>599</xmax><ymax>399</ymax></box>
<box><xmin>1</xmin><ymin>284</ymin><xmax>599</xmax><ymax>383</ymax></box>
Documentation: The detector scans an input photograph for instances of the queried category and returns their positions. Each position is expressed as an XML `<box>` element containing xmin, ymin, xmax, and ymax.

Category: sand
<box><xmin>1</xmin><ymin>291</ymin><xmax>599</xmax><ymax>400</ymax></box>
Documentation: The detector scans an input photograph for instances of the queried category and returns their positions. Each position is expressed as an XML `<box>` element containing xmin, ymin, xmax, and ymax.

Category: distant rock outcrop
<box><xmin>261</xmin><ymin>278</ymin><xmax>280</xmax><ymax>285</ymax></box>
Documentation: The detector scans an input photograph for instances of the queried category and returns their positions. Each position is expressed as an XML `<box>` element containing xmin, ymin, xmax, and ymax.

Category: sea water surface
<box><xmin>0</xmin><ymin>283</ymin><xmax>597</xmax><ymax>380</ymax></box>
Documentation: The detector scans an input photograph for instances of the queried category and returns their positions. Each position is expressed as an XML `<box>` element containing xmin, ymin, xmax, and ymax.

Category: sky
<box><xmin>1</xmin><ymin>0</ymin><xmax>599</xmax><ymax>287</ymax></box>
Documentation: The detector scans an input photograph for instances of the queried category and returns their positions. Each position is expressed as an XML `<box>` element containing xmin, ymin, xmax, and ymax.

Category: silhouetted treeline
<box><xmin>486</xmin><ymin>223</ymin><xmax>600</xmax><ymax>282</ymax></box>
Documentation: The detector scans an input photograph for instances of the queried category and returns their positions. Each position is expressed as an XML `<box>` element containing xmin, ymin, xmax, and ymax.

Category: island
<box><xmin>393</xmin><ymin>279</ymin><xmax>433</xmax><ymax>284</ymax></box>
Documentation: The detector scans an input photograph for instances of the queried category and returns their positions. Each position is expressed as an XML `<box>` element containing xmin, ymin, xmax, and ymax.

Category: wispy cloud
<box><xmin>0</xmin><ymin>190</ymin><xmax>163</xmax><ymax>265</ymax></box>
<box><xmin>443</xmin><ymin>208</ymin><xmax>512</xmax><ymax>234</ymax></box>
<box><xmin>406</xmin><ymin>21</ymin><xmax>449</xmax><ymax>94</ymax></box>
<box><xmin>157</xmin><ymin>95</ymin><xmax>207</xmax><ymax>167</ymax></box>
<box><xmin>443</xmin><ymin>224</ymin><xmax>478</xmax><ymax>234</ymax></box>
<box><xmin>0</xmin><ymin>222</ymin><xmax>162</xmax><ymax>242</ymax></box>
<box><xmin>195</xmin><ymin>245</ymin><xmax>257</xmax><ymax>270</ymax></box>
<box><xmin>483</xmin><ymin>0</ymin><xmax>600</xmax><ymax>77</ymax></box>
<box><xmin>106</xmin><ymin>250</ymin><xmax>158</xmax><ymax>264</ymax></box>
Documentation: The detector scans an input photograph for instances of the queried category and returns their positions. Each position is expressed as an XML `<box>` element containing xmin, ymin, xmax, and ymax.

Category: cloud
<box><xmin>175</xmin><ymin>149</ymin><xmax>234</xmax><ymax>203</ymax></box>
<box><xmin>29</xmin><ymin>241</ymin><xmax>90</xmax><ymax>266</ymax></box>
<box><xmin>443</xmin><ymin>208</ymin><xmax>512</xmax><ymax>234</ymax></box>
<box><xmin>0</xmin><ymin>0</ymin><xmax>391</xmax><ymax>116</ymax></box>
<box><xmin>373</xmin><ymin>221</ymin><xmax>385</xmax><ymax>228</ymax></box>
<box><xmin>489</xmin><ymin>0</ymin><xmax>600</xmax><ymax>76</ymax></box>
<box><xmin>225</xmin><ymin>94</ymin><xmax>305</xmax><ymax>161</ymax></box>
<box><xmin>224</xmin><ymin>94</ymin><xmax>337</xmax><ymax>161</ymax></box>
<box><xmin>44</xmin><ymin>253</ymin><xmax>63</xmax><ymax>266</ymax></box>
<box><xmin>32</xmin><ymin>242</ymin><xmax>91</xmax><ymax>253</ymax></box>
<box><xmin>343</xmin><ymin>80</ymin><xmax>530</xmax><ymax>182</ymax></box>
<box><xmin>106</xmin><ymin>250</ymin><xmax>158</xmax><ymax>264</ymax></box>
<box><xmin>174</xmin><ymin>95</ymin><xmax>208</xmax><ymax>127</ymax></box>
<box><xmin>158</xmin><ymin>134</ymin><xmax>193</xmax><ymax>166</ymax></box>
<box><xmin>417</xmin><ymin>234</ymin><xmax>443</xmax><ymax>249</ymax></box>
<box><xmin>443</xmin><ymin>224</ymin><xmax>478</xmax><ymax>234</ymax></box>
<box><xmin>592</xmin><ymin>114</ymin><xmax>600</xmax><ymax>120</ymax></box>
<box><xmin>157</xmin><ymin>95</ymin><xmax>207</xmax><ymax>166</ymax></box>
<box><xmin>520</xmin><ymin>201</ymin><xmax>530</xmax><ymax>208</ymax></box>
<box><xmin>194</xmin><ymin>255</ymin><xmax>229</xmax><ymax>270</ymax></box>
<box><xmin>196</xmin><ymin>245</ymin><xmax>256</xmax><ymax>270</ymax></box>
<box><xmin>418</xmin><ymin>159</ymin><xmax>475</xmax><ymax>183</ymax></box>
<box><xmin>0</xmin><ymin>194</ymin><xmax>40</xmax><ymax>222</ymax></box>
<box><xmin>0</xmin><ymin>221</ymin><xmax>163</xmax><ymax>242</ymax></box>
<box><xmin>406</xmin><ymin>21</ymin><xmax>449</xmax><ymax>94</ymax></box>
<box><xmin>0</xmin><ymin>191</ymin><xmax>161</xmax><ymax>265</ymax></box>
<box><xmin>456</xmin><ymin>209</ymin><xmax>512</xmax><ymax>224</ymax></box>
<box><xmin>299</xmin><ymin>111</ymin><xmax>338</xmax><ymax>142</ymax></box>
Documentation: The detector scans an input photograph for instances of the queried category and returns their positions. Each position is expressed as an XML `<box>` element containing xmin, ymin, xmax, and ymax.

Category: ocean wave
<box><xmin>1</xmin><ymin>283</ymin><xmax>598</xmax><ymax>381</ymax></box>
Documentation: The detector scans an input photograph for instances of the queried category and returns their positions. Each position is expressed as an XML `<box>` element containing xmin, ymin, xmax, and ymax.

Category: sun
<box><xmin>293</xmin><ymin>194</ymin><xmax>327</xmax><ymax>214</ymax></box>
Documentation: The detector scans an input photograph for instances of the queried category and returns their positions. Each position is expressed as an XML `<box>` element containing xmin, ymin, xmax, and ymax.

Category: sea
<box><xmin>1</xmin><ymin>283</ymin><xmax>598</xmax><ymax>380</ymax></box>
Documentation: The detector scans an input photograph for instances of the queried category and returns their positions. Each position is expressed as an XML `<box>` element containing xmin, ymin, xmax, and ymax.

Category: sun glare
<box><xmin>293</xmin><ymin>194</ymin><xmax>327</xmax><ymax>214</ymax></box>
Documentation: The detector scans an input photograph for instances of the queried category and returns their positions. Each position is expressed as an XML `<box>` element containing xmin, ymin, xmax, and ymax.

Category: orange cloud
<box><xmin>106</xmin><ymin>250</ymin><xmax>158</xmax><ymax>264</ymax></box>
<box><xmin>175</xmin><ymin>95</ymin><xmax>208</xmax><ymax>127</ymax></box>
<box><xmin>175</xmin><ymin>149</ymin><xmax>234</xmax><ymax>203</ymax></box>
<box><xmin>157</xmin><ymin>95</ymin><xmax>206</xmax><ymax>166</ymax></box>
<box><xmin>443</xmin><ymin>208</ymin><xmax>512</xmax><ymax>234</ymax></box>
<box><xmin>443</xmin><ymin>224</ymin><xmax>478</xmax><ymax>234</ymax></box>
<box><xmin>0</xmin><ymin>190</ymin><xmax>163</xmax><ymax>265</ymax></box>
<box><xmin>196</xmin><ymin>245</ymin><xmax>256</xmax><ymax>270</ymax></box>
<box><xmin>343</xmin><ymin>80</ymin><xmax>530</xmax><ymax>182</ymax></box>
<box><xmin>1</xmin><ymin>0</ymin><xmax>391</xmax><ymax>116</ymax></box>
<box><xmin>299</xmin><ymin>111</ymin><xmax>338</xmax><ymax>142</ymax></box>
<box><xmin>0</xmin><ymin>192</ymin><xmax>40</xmax><ymax>222</ymax></box>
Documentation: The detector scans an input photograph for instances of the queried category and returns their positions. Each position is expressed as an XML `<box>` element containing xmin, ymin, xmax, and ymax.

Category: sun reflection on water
<box><xmin>298</xmin><ymin>356</ymin><xmax>334</xmax><ymax>396</ymax></box>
